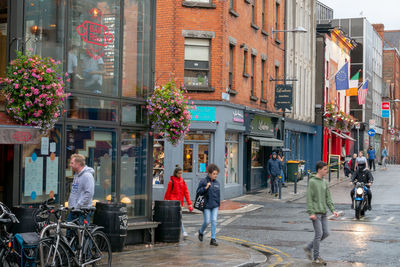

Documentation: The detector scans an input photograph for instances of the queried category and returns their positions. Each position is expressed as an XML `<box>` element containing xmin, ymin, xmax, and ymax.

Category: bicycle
<box><xmin>39</xmin><ymin>206</ymin><xmax>112</xmax><ymax>267</ymax></box>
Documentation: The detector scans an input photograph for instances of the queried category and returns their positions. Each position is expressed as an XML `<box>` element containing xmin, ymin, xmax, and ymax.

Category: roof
<box><xmin>384</xmin><ymin>31</ymin><xmax>400</xmax><ymax>49</ymax></box>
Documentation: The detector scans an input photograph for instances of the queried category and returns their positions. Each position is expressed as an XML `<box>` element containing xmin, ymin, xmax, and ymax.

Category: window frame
<box><xmin>251</xmin><ymin>54</ymin><xmax>255</xmax><ymax>96</ymax></box>
<box><xmin>229</xmin><ymin>44</ymin><xmax>234</xmax><ymax>91</ymax></box>
<box><xmin>184</xmin><ymin>38</ymin><xmax>212</xmax><ymax>90</ymax></box>
<box><xmin>261</xmin><ymin>59</ymin><xmax>265</xmax><ymax>99</ymax></box>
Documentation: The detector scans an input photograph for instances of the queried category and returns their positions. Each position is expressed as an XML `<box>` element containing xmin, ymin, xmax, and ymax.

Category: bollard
<box><xmin>278</xmin><ymin>176</ymin><xmax>282</xmax><ymax>199</ymax></box>
<box><xmin>294</xmin><ymin>172</ymin><xmax>298</xmax><ymax>194</ymax></box>
<box><xmin>328</xmin><ymin>165</ymin><xmax>331</xmax><ymax>183</ymax></box>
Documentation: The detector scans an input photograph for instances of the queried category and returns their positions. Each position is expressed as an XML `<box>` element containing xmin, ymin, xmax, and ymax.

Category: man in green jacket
<box><xmin>304</xmin><ymin>161</ymin><xmax>338</xmax><ymax>265</ymax></box>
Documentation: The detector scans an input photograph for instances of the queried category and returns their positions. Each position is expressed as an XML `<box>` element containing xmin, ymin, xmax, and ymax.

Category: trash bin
<box><xmin>93</xmin><ymin>202</ymin><xmax>128</xmax><ymax>252</ymax></box>
<box><xmin>286</xmin><ymin>161</ymin><xmax>300</xmax><ymax>182</ymax></box>
<box><xmin>153</xmin><ymin>200</ymin><xmax>181</xmax><ymax>243</ymax></box>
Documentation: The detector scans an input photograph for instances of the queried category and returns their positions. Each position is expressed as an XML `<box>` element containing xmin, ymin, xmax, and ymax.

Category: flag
<box><xmin>346</xmin><ymin>71</ymin><xmax>360</xmax><ymax>96</ymax></box>
<box><xmin>358</xmin><ymin>80</ymin><xmax>368</xmax><ymax>105</ymax></box>
<box><xmin>335</xmin><ymin>62</ymin><xmax>349</xmax><ymax>90</ymax></box>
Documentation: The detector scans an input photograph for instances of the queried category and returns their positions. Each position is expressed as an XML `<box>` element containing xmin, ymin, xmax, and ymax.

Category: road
<box><xmin>182</xmin><ymin>165</ymin><xmax>400</xmax><ymax>266</ymax></box>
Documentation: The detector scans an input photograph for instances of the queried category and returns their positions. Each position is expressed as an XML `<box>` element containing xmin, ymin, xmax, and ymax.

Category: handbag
<box><xmin>194</xmin><ymin>192</ymin><xmax>207</xmax><ymax>211</ymax></box>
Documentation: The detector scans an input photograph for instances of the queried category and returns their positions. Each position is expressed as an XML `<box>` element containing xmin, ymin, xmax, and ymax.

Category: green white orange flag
<box><xmin>346</xmin><ymin>72</ymin><xmax>360</xmax><ymax>96</ymax></box>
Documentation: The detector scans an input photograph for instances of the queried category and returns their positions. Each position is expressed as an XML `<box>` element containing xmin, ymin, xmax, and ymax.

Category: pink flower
<box><xmin>46</xmin><ymin>68</ymin><xmax>52</xmax><ymax>73</ymax></box>
<box><xmin>46</xmin><ymin>101</ymin><xmax>52</xmax><ymax>105</ymax></box>
<box><xmin>14</xmin><ymin>84</ymin><xmax>19</xmax><ymax>89</ymax></box>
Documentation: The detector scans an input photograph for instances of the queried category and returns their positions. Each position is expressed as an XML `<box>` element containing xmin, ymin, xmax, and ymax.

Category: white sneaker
<box><xmin>183</xmin><ymin>232</ymin><xmax>188</xmax><ymax>238</ymax></box>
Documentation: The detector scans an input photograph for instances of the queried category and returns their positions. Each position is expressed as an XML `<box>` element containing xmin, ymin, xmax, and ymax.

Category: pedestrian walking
<box><xmin>381</xmin><ymin>147</ymin><xmax>388</xmax><ymax>169</ymax></box>
<box><xmin>355</xmin><ymin>151</ymin><xmax>367</xmax><ymax>170</ymax></box>
<box><xmin>197</xmin><ymin>164</ymin><xmax>220</xmax><ymax>246</ymax></box>
<box><xmin>267</xmin><ymin>152</ymin><xmax>282</xmax><ymax>197</ymax></box>
<box><xmin>67</xmin><ymin>154</ymin><xmax>95</xmax><ymax>226</ymax></box>
<box><xmin>349</xmin><ymin>153</ymin><xmax>357</xmax><ymax>179</ymax></box>
<box><xmin>304</xmin><ymin>161</ymin><xmax>338</xmax><ymax>265</ymax></box>
<box><xmin>164</xmin><ymin>165</ymin><xmax>193</xmax><ymax>238</ymax></box>
<box><xmin>277</xmin><ymin>150</ymin><xmax>287</xmax><ymax>187</ymax></box>
<box><xmin>367</xmin><ymin>145</ymin><xmax>376</xmax><ymax>171</ymax></box>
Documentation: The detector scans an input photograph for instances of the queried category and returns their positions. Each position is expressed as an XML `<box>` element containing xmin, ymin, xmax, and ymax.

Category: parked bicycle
<box><xmin>39</xmin><ymin>206</ymin><xmax>112</xmax><ymax>267</ymax></box>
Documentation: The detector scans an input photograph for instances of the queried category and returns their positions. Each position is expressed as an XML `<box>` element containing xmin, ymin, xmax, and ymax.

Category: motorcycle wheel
<box><xmin>355</xmin><ymin>201</ymin><xmax>362</xmax><ymax>220</ymax></box>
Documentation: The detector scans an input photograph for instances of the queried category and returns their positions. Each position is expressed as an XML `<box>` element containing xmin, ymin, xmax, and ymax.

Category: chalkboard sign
<box><xmin>328</xmin><ymin>154</ymin><xmax>340</xmax><ymax>171</ymax></box>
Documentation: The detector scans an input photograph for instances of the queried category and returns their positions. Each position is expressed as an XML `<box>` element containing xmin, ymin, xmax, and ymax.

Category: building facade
<box><xmin>284</xmin><ymin>0</ymin><xmax>319</xmax><ymax>172</ymax></box>
<box><xmin>153</xmin><ymin>0</ymin><xmax>286</xmax><ymax>199</ymax></box>
<box><xmin>0</xmin><ymin>0</ymin><xmax>155</xmax><ymax>226</ymax></box>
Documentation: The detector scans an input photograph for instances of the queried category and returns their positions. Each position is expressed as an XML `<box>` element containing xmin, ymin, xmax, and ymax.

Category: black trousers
<box><xmin>368</xmin><ymin>159</ymin><xmax>375</xmax><ymax>171</ymax></box>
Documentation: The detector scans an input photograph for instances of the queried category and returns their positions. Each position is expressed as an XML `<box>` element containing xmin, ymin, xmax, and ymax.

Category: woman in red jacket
<box><xmin>164</xmin><ymin>165</ymin><xmax>193</xmax><ymax>238</ymax></box>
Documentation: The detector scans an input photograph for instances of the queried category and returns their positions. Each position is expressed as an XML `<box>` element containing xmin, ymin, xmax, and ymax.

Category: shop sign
<box><xmin>274</xmin><ymin>84</ymin><xmax>293</xmax><ymax>111</ymax></box>
<box><xmin>232</xmin><ymin>110</ymin><xmax>244</xmax><ymax>123</ymax></box>
<box><xmin>250</xmin><ymin>115</ymin><xmax>274</xmax><ymax>136</ymax></box>
<box><xmin>190</xmin><ymin>106</ymin><xmax>216</xmax><ymax>121</ymax></box>
<box><xmin>0</xmin><ymin>127</ymin><xmax>40</xmax><ymax>144</ymax></box>
<box><xmin>76</xmin><ymin>8</ymin><xmax>114</xmax><ymax>59</ymax></box>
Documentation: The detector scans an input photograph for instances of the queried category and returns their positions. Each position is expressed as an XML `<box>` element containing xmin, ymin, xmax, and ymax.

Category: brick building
<box><xmin>381</xmin><ymin>29</ymin><xmax>400</xmax><ymax>163</ymax></box>
<box><xmin>153</xmin><ymin>0</ymin><xmax>286</xmax><ymax>200</ymax></box>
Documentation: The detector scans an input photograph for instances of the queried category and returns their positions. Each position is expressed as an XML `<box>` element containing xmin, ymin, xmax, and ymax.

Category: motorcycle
<box><xmin>353</xmin><ymin>181</ymin><xmax>369</xmax><ymax>219</ymax></box>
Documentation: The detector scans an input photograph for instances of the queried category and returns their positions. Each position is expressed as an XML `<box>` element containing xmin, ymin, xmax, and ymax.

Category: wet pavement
<box><xmin>113</xmin><ymin>236</ymin><xmax>267</xmax><ymax>266</ymax></box>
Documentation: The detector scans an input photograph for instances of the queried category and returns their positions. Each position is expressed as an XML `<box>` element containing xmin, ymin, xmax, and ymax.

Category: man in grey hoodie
<box><xmin>67</xmin><ymin>153</ymin><xmax>95</xmax><ymax>225</ymax></box>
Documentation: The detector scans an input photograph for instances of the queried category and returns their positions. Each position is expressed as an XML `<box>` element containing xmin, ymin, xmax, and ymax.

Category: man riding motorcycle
<box><xmin>350</xmin><ymin>163</ymin><xmax>373</xmax><ymax>210</ymax></box>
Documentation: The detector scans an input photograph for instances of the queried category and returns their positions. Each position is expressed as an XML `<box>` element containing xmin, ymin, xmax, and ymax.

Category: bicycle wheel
<box><xmin>39</xmin><ymin>238</ymin><xmax>71</xmax><ymax>267</ymax></box>
<box><xmin>83</xmin><ymin>231</ymin><xmax>112</xmax><ymax>267</ymax></box>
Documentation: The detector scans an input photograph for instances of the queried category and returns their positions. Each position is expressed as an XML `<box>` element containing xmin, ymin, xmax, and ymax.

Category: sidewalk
<box><xmin>113</xmin><ymin>236</ymin><xmax>267</xmax><ymax>266</ymax></box>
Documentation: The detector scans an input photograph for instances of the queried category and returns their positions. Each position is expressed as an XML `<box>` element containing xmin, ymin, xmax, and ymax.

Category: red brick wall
<box><xmin>155</xmin><ymin>0</ymin><xmax>285</xmax><ymax>111</ymax></box>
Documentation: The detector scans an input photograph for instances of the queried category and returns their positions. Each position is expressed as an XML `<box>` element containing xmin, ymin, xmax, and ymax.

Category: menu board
<box><xmin>24</xmin><ymin>157</ymin><xmax>43</xmax><ymax>197</ymax></box>
<box><xmin>46</xmin><ymin>156</ymin><xmax>59</xmax><ymax>194</ymax></box>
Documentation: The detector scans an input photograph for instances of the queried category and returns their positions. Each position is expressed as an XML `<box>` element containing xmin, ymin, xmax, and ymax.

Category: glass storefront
<box><xmin>183</xmin><ymin>133</ymin><xmax>211</xmax><ymax>174</ymax></box>
<box><xmin>7</xmin><ymin>0</ymin><xmax>155</xmax><ymax>219</ymax></box>
<box><xmin>225</xmin><ymin>133</ymin><xmax>238</xmax><ymax>184</ymax></box>
<box><xmin>152</xmin><ymin>135</ymin><xmax>164</xmax><ymax>185</ymax></box>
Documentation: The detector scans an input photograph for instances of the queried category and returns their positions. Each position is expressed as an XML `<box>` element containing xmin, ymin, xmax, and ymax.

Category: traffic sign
<box><xmin>382</xmin><ymin>110</ymin><xmax>390</xmax><ymax>118</ymax></box>
<box><xmin>368</xmin><ymin>129</ymin><xmax>376</xmax><ymax>137</ymax></box>
<box><xmin>382</xmin><ymin>102</ymin><xmax>390</xmax><ymax>110</ymax></box>
<box><xmin>390</xmin><ymin>129</ymin><xmax>395</xmax><ymax>135</ymax></box>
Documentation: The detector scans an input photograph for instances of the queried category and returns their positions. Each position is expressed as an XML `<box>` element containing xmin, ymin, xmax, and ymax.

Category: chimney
<box><xmin>372</xmin><ymin>23</ymin><xmax>385</xmax><ymax>41</ymax></box>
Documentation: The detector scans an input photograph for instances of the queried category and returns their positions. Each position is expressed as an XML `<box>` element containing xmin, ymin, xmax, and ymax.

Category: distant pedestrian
<box><xmin>164</xmin><ymin>165</ymin><xmax>193</xmax><ymax>239</ymax></box>
<box><xmin>304</xmin><ymin>161</ymin><xmax>338</xmax><ymax>265</ymax></box>
<box><xmin>267</xmin><ymin>152</ymin><xmax>282</xmax><ymax>197</ymax></box>
<box><xmin>197</xmin><ymin>164</ymin><xmax>220</xmax><ymax>246</ymax></box>
<box><xmin>367</xmin><ymin>146</ymin><xmax>376</xmax><ymax>171</ymax></box>
<box><xmin>349</xmin><ymin>153</ymin><xmax>357</xmax><ymax>178</ymax></box>
<box><xmin>381</xmin><ymin>147</ymin><xmax>388</xmax><ymax>169</ymax></box>
<box><xmin>355</xmin><ymin>151</ymin><xmax>367</xmax><ymax>170</ymax></box>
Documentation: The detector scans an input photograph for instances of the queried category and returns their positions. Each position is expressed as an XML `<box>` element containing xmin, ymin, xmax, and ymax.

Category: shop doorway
<box><xmin>0</xmin><ymin>145</ymin><xmax>14</xmax><ymax>206</ymax></box>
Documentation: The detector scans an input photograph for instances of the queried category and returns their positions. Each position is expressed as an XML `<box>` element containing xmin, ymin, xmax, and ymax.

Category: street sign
<box><xmin>368</xmin><ymin>129</ymin><xmax>376</xmax><ymax>137</ymax></box>
<box><xmin>382</xmin><ymin>102</ymin><xmax>390</xmax><ymax>110</ymax></box>
<box><xmin>382</xmin><ymin>110</ymin><xmax>390</xmax><ymax>118</ymax></box>
<box><xmin>369</xmin><ymin>119</ymin><xmax>375</xmax><ymax>127</ymax></box>
<box><xmin>390</xmin><ymin>129</ymin><xmax>395</xmax><ymax>135</ymax></box>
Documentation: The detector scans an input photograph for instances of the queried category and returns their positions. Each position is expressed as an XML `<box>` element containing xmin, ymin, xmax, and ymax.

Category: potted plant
<box><xmin>0</xmin><ymin>51</ymin><xmax>69</xmax><ymax>133</ymax></box>
<box><xmin>146</xmin><ymin>80</ymin><xmax>193</xmax><ymax>145</ymax></box>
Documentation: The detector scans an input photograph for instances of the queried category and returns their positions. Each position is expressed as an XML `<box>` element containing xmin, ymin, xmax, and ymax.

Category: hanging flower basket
<box><xmin>0</xmin><ymin>51</ymin><xmax>70</xmax><ymax>133</ymax></box>
<box><xmin>323</xmin><ymin>103</ymin><xmax>356</xmax><ymax>132</ymax></box>
<box><xmin>146</xmin><ymin>80</ymin><xmax>192</xmax><ymax>145</ymax></box>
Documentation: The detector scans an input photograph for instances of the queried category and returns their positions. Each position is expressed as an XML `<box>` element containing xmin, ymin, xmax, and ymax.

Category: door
<box><xmin>183</xmin><ymin>133</ymin><xmax>212</xmax><ymax>198</ymax></box>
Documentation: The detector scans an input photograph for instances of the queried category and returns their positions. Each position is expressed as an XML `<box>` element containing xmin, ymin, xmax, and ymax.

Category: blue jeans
<box><xmin>200</xmin><ymin>207</ymin><xmax>219</xmax><ymax>239</ymax></box>
<box><xmin>66</xmin><ymin>211</ymin><xmax>92</xmax><ymax>238</ymax></box>
<box><xmin>181</xmin><ymin>221</ymin><xmax>185</xmax><ymax>233</ymax></box>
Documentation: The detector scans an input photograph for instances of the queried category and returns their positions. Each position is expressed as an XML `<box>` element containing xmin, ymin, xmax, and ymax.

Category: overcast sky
<box><xmin>319</xmin><ymin>0</ymin><xmax>399</xmax><ymax>30</ymax></box>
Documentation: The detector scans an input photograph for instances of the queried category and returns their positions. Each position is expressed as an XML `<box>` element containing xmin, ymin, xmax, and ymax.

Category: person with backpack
<box><xmin>164</xmin><ymin>165</ymin><xmax>193</xmax><ymax>238</ymax></box>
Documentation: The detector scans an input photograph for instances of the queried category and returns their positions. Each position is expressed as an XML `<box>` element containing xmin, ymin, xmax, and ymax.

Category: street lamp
<box><xmin>271</xmin><ymin>26</ymin><xmax>307</xmax><ymax>38</ymax></box>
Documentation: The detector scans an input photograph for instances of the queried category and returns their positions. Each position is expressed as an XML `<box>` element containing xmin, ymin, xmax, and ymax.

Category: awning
<box><xmin>250</xmin><ymin>137</ymin><xmax>284</xmax><ymax>147</ymax></box>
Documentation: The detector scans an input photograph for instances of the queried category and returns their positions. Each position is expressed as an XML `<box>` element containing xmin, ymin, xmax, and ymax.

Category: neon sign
<box><xmin>76</xmin><ymin>8</ymin><xmax>114</xmax><ymax>59</ymax></box>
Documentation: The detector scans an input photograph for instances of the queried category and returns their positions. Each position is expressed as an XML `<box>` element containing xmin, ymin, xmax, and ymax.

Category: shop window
<box><xmin>183</xmin><ymin>133</ymin><xmax>211</xmax><ymax>173</ymax></box>
<box><xmin>0</xmin><ymin>0</ymin><xmax>7</xmax><ymax>78</ymax></box>
<box><xmin>21</xmin><ymin>126</ymin><xmax>62</xmax><ymax>204</ymax></box>
<box><xmin>121</xmin><ymin>102</ymin><xmax>147</xmax><ymax>125</ymax></box>
<box><xmin>152</xmin><ymin>136</ymin><xmax>165</xmax><ymax>185</ymax></box>
<box><xmin>122</xmin><ymin>0</ymin><xmax>152</xmax><ymax>98</ymax></box>
<box><xmin>225</xmin><ymin>133</ymin><xmax>239</xmax><ymax>184</ymax></box>
<box><xmin>68</xmin><ymin>0</ymin><xmax>120</xmax><ymax>96</ymax></box>
<box><xmin>251</xmin><ymin>141</ymin><xmax>262</xmax><ymax>167</ymax></box>
<box><xmin>184</xmin><ymin>38</ymin><xmax>210</xmax><ymax>88</ymax></box>
<box><xmin>67</xmin><ymin>95</ymin><xmax>118</xmax><ymax>121</ymax></box>
<box><xmin>65</xmin><ymin>126</ymin><xmax>116</xmax><ymax>206</ymax></box>
<box><xmin>24</xmin><ymin>0</ymin><xmax>64</xmax><ymax>62</ymax></box>
<box><xmin>120</xmin><ymin>130</ymin><xmax>148</xmax><ymax>217</ymax></box>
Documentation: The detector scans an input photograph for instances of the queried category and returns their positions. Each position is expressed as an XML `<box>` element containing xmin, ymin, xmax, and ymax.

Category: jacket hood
<box><xmin>78</xmin><ymin>166</ymin><xmax>95</xmax><ymax>176</ymax></box>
